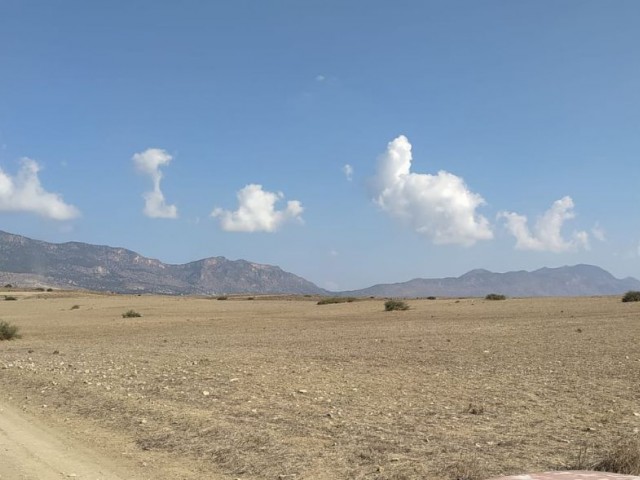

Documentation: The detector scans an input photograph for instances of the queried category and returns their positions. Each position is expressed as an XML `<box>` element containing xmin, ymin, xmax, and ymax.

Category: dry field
<box><xmin>1</xmin><ymin>291</ymin><xmax>639</xmax><ymax>479</ymax></box>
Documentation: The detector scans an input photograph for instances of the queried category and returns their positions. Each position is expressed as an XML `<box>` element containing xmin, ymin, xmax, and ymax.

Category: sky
<box><xmin>1</xmin><ymin>1</ymin><xmax>639</xmax><ymax>291</ymax></box>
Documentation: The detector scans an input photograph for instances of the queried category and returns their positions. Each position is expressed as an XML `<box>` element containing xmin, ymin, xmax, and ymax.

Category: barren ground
<box><xmin>0</xmin><ymin>292</ymin><xmax>638</xmax><ymax>479</ymax></box>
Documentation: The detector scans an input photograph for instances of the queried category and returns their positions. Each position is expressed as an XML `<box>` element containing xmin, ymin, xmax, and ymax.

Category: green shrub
<box><xmin>4</xmin><ymin>295</ymin><xmax>17</xmax><ymax>301</ymax></box>
<box><xmin>217</xmin><ymin>295</ymin><xmax>229</xmax><ymax>301</ymax></box>
<box><xmin>317</xmin><ymin>297</ymin><xmax>357</xmax><ymax>305</ymax></box>
<box><xmin>122</xmin><ymin>309</ymin><xmax>142</xmax><ymax>318</ymax></box>
<box><xmin>384</xmin><ymin>299</ymin><xmax>409</xmax><ymax>311</ymax></box>
<box><xmin>0</xmin><ymin>320</ymin><xmax>21</xmax><ymax>341</ymax></box>
<box><xmin>4</xmin><ymin>284</ymin><xmax>13</xmax><ymax>288</ymax></box>
<box><xmin>485</xmin><ymin>293</ymin><xmax>506</xmax><ymax>301</ymax></box>
<box><xmin>427</xmin><ymin>296</ymin><xmax>437</xmax><ymax>300</ymax></box>
<box><xmin>35</xmin><ymin>287</ymin><xmax>45</xmax><ymax>292</ymax></box>
<box><xmin>622</xmin><ymin>291</ymin><xmax>640</xmax><ymax>303</ymax></box>
<box><xmin>70</xmin><ymin>305</ymin><xmax>80</xmax><ymax>310</ymax></box>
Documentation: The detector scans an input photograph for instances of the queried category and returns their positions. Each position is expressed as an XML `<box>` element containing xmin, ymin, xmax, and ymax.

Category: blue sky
<box><xmin>1</xmin><ymin>1</ymin><xmax>639</xmax><ymax>290</ymax></box>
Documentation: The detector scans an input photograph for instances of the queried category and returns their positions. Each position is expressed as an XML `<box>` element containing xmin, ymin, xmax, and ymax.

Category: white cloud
<box><xmin>370</xmin><ymin>135</ymin><xmax>493</xmax><ymax>246</ymax></box>
<box><xmin>0</xmin><ymin>158</ymin><xmax>80</xmax><ymax>220</ymax></box>
<box><xmin>343</xmin><ymin>164</ymin><xmax>354</xmax><ymax>181</ymax></box>
<box><xmin>132</xmin><ymin>148</ymin><xmax>178</xmax><ymax>219</ymax></box>
<box><xmin>211</xmin><ymin>184</ymin><xmax>303</xmax><ymax>233</ymax></box>
<box><xmin>315</xmin><ymin>74</ymin><xmax>326</xmax><ymax>82</ymax></box>
<box><xmin>498</xmin><ymin>196</ymin><xmax>589</xmax><ymax>252</ymax></box>
<box><xmin>591</xmin><ymin>223</ymin><xmax>606</xmax><ymax>242</ymax></box>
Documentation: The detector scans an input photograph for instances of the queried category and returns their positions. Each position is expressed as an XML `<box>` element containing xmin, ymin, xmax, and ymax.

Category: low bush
<box><xmin>0</xmin><ymin>320</ymin><xmax>21</xmax><ymax>341</ymax></box>
<box><xmin>384</xmin><ymin>299</ymin><xmax>409</xmax><ymax>311</ymax></box>
<box><xmin>317</xmin><ymin>297</ymin><xmax>356</xmax><ymax>305</ymax></box>
<box><xmin>71</xmin><ymin>305</ymin><xmax>80</xmax><ymax>310</ymax></box>
<box><xmin>622</xmin><ymin>291</ymin><xmax>640</xmax><ymax>303</ymax></box>
<box><xmin>217</xmin><ymin>295</ymin><xmax>229</xmax><ymax>301</ymax></box>
<box><xmin>427</xmin><ymin>296</ymin><xmax>437</xmax><ymax>300</ymax></box>
<box><xmin>485</xmin><ymin>293</ymin><xmax>506</xmax><ymax>301</ymax></box>
<box><xmin>122</xmin><ymin>309</ymin><xmax>142</xmax><ymax>318</ymax></box>
<box><xmin>4</xmin><ymin>295</ymin><xmax>17</xmax><ymax>301</ymax></box>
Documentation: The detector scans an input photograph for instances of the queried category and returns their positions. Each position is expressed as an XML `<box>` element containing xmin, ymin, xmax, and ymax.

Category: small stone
<box><xmin>298</xmin><ymin>389</ymin><xmax>308</xmax><ymax>394</ymax></box>
<box><xmin>203</xmin><ymin>391</ymin><xmax>210</xmax><ymax>396</ymax></box>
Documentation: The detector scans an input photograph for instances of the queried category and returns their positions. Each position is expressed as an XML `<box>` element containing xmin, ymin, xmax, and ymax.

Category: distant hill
<box><xmin>1</xmin><ymin>230</ymin><xmax>638</xmax><ymax>297</ymax></box>
<box><xmin>341</xmin><ymin>264</ymin><xmax>640</xmax><ymax>298</ymax></box>
<box><xmin>0</xmin><ymin>230</ymin><xmax>326</xmax><ymax>295</ymax></box>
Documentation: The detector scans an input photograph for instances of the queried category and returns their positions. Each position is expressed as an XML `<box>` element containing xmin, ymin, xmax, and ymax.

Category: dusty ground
<box><xmin>0</xmin><ymin>291</ymin><xmax>639</xmax><ymax>479</ymax></box>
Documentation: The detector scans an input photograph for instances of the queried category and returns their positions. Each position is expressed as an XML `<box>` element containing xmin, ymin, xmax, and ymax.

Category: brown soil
<box><xmin>1</xmin><ymin>292</ymin><xmax>639</xmax><ymax>479</ymax></box>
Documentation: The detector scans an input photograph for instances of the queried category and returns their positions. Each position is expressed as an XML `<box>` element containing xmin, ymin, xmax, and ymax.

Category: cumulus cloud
<box><xmin>0</xmin><ymin>158</ymin><xmax>80</xmax><ymax>220</ymax></box>
<box><xmin>370</xmin><ymin>135</ymin><xmax>493</xmax><ymax>246</ymax></box>
<box><xmin>498</xmin><ymin>196</ymin><xmax>589</xmax><ymax>252</ymax></box>
<box><xmin>132</xmin><ymin>148</ymin><xmax>178</xmax><ymax>219</ymax></box>
<box><xmin>211</xmin><ymin>184</ymin><xmax>303</xmax><ymax>232</ymax></box>
<box><xmin>343</xmin><ymin>164</ymin><xmax>354</xmax><ymax>181</ymax></box>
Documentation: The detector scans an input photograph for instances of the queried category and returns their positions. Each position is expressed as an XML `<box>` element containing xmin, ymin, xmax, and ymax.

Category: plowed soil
<box><xmin>1</xmin><ymin>292</ymin><xmax>639</xmax><ymax>479</ymax></box>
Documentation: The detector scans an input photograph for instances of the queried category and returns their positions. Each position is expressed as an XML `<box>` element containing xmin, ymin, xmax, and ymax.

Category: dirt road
<box><xmin>0</xmin><ymin>399</ymin><xmax>130</xmax><ymax>480</ymax></box>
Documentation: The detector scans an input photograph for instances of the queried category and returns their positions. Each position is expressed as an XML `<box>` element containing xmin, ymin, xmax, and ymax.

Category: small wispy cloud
<box><xmin>343</xmin><ymin>164</ymin><xmax>354</xmax><ymax>182</ymax></box>
<box><xmin>370</xmin><ymin>135</ymin><xmax>493</xmax><ymax>246</ymax></box>
<box><xmin>0</xmin><ymin>158</ymin><xmax>80</xmax><ymax>220</ymax></box>
<box><xmin>498</xmin><ymin>196</ymin><xmax>589</xmax><ymax>252</ymax></box>
<box><xmin>591</xmin><ymin>223</ymin><xmax>606</xmax><ymax>242</ymax></box>
<box><xmin>132</xmin><ymin>148</ymin><xmax>178</xmax><ymax>219</ymax></box>
<box><xmin>315</xmin><ymin>74</ymin><xmax>326</xmax><ymax>82</ymax></box>
<box><xmin>211</xmin><ymin>184</ymin><xmax>303</xmax><ymax>233</ymax></box>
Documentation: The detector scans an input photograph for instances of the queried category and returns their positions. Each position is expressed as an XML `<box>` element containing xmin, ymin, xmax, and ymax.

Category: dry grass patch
<box><xmin>591</xmin><ymin>435</ymin><xmax>640</xmax><ymax>474</ymax></box>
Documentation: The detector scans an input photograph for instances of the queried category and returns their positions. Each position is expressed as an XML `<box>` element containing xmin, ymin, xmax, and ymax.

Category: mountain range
<box><xmin>341</xmin><ymin>264</ymin><xmax>640</xmax><ymax>298</ymax></box>
<box><xmin>0</xmin><ymin>230</ymin><xmax>324</xmax><ymax>295</ymax></box>
<box><xmin>1</xmin><ymin>230</ymin><xmax>639</xmax><ymax>297</ymax></box>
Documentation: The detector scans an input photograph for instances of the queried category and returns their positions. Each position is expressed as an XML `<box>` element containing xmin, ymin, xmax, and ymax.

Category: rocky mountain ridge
<box><xmin>0</xmin><ymin>230</ymin><xmax>325</xmax><ymax>295</ymax></box>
